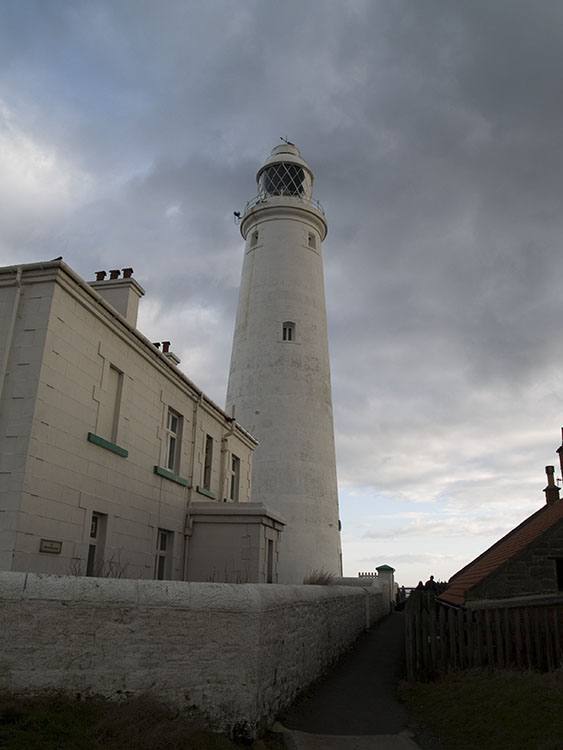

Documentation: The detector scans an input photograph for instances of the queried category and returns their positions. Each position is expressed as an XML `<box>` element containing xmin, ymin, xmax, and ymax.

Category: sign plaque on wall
<box><xmin>39</xmin><ymin>539</ymin><xmax>62</xmax><ymax>554</ymax></box>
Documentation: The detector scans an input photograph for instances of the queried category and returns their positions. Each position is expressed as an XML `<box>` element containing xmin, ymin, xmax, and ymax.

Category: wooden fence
<box><xmin>405</xmin><ymin>591</ymin><xmax>563</xmax><ymax>681</ymax></box>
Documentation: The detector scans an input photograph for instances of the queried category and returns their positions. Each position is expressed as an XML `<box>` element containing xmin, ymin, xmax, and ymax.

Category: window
<box><xmin>260</xmin><ymin>163</ymin><xmax>305</xmax><ymax>197</ymax></box>
<box><xmin>98</xmin><ymin>364</ymin><xmax>123</xmax><ymax>442</ymax></box>
<box><xmin>86</xmin><ymin>512</ymin><xmax>106</xmax><ymax>576</ymax></box>
<box><xmin>282</xmin><ymin>321</ymin><xmax>295</xmax><ymax>342</ymax></box>
<box><xmin>230</xmin><ymin>454</ymin><xmax>240</xmax><ymax>502</ymax></box>
<box><xmin>203</xmin><ymin>434</ymin><xmax>213</xmax><ymax>490</ymax></box>
<box><xmin>165</xmin><ymin>408</ymin><xmax>182</xmax><ymax>473</ymax></box>
<box><xmin>250</xmin><ymin>230</ymin><xmax>259</xmax><ymax>248</ymax></box>
<box><xmin>308</xmin><ymin>232</ymin><xmax>316</xmax><ymax>249</ymax></box>
<box><xmin>155</xmin><ymin>529</ymin><xmax>173</xmax><ymax>580</ymax></box>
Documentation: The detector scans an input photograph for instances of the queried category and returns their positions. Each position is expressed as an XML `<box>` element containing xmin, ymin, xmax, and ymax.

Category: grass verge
<box><xmin>0</xmin><ymin>693</ymin><xmax>284</xmax><ymax>750</ymax></box>
<box><xmin>399</xmin><ymin>668</ymin><xmax>563</xmax><ymax>750</ymax></box>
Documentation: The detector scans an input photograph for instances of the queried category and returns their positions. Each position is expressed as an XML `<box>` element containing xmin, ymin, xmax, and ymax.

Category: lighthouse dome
<box><xmin>256</xmin><ymin>142</ymin><xmax>314</xmax><ymax>202</ymax></box>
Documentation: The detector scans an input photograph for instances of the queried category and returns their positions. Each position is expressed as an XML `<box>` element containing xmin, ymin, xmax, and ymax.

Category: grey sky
<box><xmin>2</xmin><ymin>0</ymin><xmax>563</xmax><ymax>582</ymax></box>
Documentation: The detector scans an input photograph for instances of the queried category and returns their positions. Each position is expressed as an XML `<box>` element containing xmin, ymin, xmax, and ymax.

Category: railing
<box><xmin>243</xmin><ymin>194</ymin><xmax>325</xmax><ymax>215</ymax></box>
<box><xmin>405</xmin><ymin>590</ymin><xmax>563</xmax><ymax>681</ymax></box>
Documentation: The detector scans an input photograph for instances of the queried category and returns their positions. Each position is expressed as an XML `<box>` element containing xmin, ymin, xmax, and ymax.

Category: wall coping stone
<box><xmin>0</xmin><ymin>572</ymin><xmax>375</xmax><ymax>612</ymax></box>
<box><xmin>0</xmin><ymin>571</ymin><xmax>27</xmax><ymax>600</ymax></box>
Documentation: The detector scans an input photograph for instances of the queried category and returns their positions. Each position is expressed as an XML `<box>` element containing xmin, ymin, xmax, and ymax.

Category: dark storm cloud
<box><xmin>302</xmin><ymin>2</ymin><xmax>563</xmax><ymax>502</ymax></box>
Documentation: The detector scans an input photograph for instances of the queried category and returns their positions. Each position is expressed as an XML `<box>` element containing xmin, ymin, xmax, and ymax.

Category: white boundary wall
<box><xmin>0</xmin><ymin>573</ymin><xmax>386</xmax><ymax>734</ymax></box>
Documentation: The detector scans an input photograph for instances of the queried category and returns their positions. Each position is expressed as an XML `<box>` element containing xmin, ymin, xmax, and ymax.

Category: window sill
<box><xmin>154</xmin><ymin>466</ymin><xmax>189</xmax><ymax>486</ymax></box>
<box><xmin>87</xmin><ymin>432</ymin><xmax>128</xmax><ymax>457</ymax></box>
<box><xmin>196</xmin><ymin>485</ymin><xmax>216</xmax><ymax>499</ymax></box>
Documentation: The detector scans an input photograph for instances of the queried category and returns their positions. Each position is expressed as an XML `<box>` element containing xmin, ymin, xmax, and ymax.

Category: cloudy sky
<box><xmin>3</xmin><ymin>0</ymin><xmax>563</xmax><ymax>584</ymax></box>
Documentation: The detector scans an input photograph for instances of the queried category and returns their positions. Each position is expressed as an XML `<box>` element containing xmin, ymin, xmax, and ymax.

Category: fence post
<box><xmin>448</xmin><ymin>608</ymin><xmax>456</xmax><ymax>669</ymax></box>
<box><xmin>475</xmin><ymin>609</ymin><xmax>483</xmax><ymax>667</ymax></box>
<box><xmin>514</xmin><ymin>608</ymin><xmax>523</xmax><ymax>668</ymax></box>
<box><xmin>438</xmin><ymin>605</ymin><xmax>447</xmax><ymax>672</ymax></box>
<box><xmin>554</xmin><ymin>607</ymin><xmax>561</xmax><ymax>668</ymax></box>
<box><xmin>533</xmin><ymin>609</ymin><xmax>542</xmax><ymax>670</ymax></box>
<box><xmin>405</xmin><ymin>602</ymin><xmax>414</xmax><ymax>681</ymax></box>
<box><xmin>503</xmin><ymin>608</ymin><xmax>512</xmax><ymax>667</ymax></box>
<box><xmin>485</xmin><ymin>610</ymin><xmax>494</xmax><ymax>668</ymax></box>
<box><xmin>494</xmin><ymin>609</ymin><xmax>504</xmax><ymax>669</ymax></box>
<box><xmin>524</xmin><ymin>608</ymin><xmax>532</xmax><ymax>670</ymax></box>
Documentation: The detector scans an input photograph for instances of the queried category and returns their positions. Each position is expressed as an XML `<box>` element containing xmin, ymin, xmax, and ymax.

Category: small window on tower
<box><xmin>308</xmin><ymin>232</ymin><xmax>316</xmax><ymax>249</ymax></box>
<box><xmin>282</xmin><ymin>322</ymin><xmax>295</xmax><ymax>342</ymax></box>
<box><xmin>250</xmin><ymin>230</ymin><xmax>259</xmax><ymax>248</ymax></box>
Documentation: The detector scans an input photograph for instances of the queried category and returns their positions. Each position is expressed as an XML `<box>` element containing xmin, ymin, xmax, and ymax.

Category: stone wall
<box><xmin>466</xmin><ymin>521</ymin><xmax>563</xmax><ymax>606</ymax></box>
<box><xmin>332</xmin><ymin>571</ymin><xmax>395</xmax><ymax>611</ymax></box>
<box><xmin>469</xmin><ymin>522</ymin><xmax>563</xmax><ymax>604</ymax></box>
<box><xmin>0</xmin><ymin>572</ymin><xmax>386</xmax><ymax>734</ymax></box>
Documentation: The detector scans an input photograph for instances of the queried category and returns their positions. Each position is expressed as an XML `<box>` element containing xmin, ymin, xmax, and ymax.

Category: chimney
<box><xmin>89</xmin><ymin>267</ymin><xmax>145</xmax><ymax>327</ymax></box>
<box><xmin>161</xmin><ymin>341</ymin><xmax>181</xmax><ymax>366</ymax></box>
<box><xmin>556</xmin><ymin>428</ymin><xmax>563</xmax><ymax>481</ymax></box>
<box><xmin>152</xmin><ymin>340</ymin><xmax>180</xmax><ymax>364</ymax></box>
<box><xmin>544</xmin><ymin>465</ymin><xmax>560</xmax><ymax>505</ymax></box>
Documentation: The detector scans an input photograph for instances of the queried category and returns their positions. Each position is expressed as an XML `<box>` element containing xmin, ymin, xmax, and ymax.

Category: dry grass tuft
<box><xmin>302</xmin><ymin>569</ymin><xmax>334</xmax><ymax>585</ymax></box>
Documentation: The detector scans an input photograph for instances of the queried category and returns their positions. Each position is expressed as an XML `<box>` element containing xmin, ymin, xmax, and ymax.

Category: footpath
<box><xmin>276</xmin><ymin>611</ymin><xmax>422</xmax><ymax>750</ymax></box>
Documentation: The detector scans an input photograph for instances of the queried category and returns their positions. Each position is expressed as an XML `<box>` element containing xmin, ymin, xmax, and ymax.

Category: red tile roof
<box><xmin>439</xmin><ymin>499</ymin><xmax>563</xmax><ymax>607</ymax></box>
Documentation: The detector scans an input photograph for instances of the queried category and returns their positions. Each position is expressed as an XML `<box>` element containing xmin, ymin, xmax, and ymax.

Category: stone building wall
<box><xmin>468</xmin><ymin>522</ymin><xmax>563</xmax><ymax>603</ymax></box>
<box><xmin>0</xmin><ymin>572</ymin><xmax>386</xmax><ymax>734</ymax></box>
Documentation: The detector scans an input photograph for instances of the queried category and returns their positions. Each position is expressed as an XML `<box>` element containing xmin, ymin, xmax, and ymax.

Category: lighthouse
<box><xmin>226</xmin><ymin>142</ymin><xmax>342</xmax><ymax>583</ymax></box>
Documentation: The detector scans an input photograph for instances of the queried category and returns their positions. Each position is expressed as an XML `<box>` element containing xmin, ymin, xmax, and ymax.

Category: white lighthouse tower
<box><xmin>226</xmin><ymin>142</ymin><xmax>342</xmax><ymax>583</ymax></box>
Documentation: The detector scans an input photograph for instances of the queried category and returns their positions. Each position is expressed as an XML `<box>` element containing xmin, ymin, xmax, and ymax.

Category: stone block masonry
<box><xmin>0</xmin><ymin>572</ymin><xmax>386</xmax><ymax>735</ymax></box>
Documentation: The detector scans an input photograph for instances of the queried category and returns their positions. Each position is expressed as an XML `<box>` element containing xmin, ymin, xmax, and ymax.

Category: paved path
<box><xmin>277</xmin><ymin>611</ymin><xmax>421</xmax><ymax>750</ymax></box>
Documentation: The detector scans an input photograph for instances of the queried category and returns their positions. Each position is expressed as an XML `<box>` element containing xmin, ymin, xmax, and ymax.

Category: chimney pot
<box><xmin>162</xmin><ymin>341</ymin><xmax>170</xmax><ymax>353</ymax></box>
<box><xmin>544</xmin><ymin>465</ymin><xmax>560</xmax><ymax>504</ymax></box>
<box><xmin>555</xmin><ymin>429</ymin><xmax>563</xmax><ymax>488</ymax></box>
<box><xmin>153</xmin><ymin>342</ymin><xmax>161</xmax><ymax>349</ymax></box>
<box><xmin>95</xmin><ymin>271</ymin><xmax>106</xmax><ymax>281</ymax></box>
<box><xmin>109</xmin><ymin>269</ymin><xmax>120</xmax><ymax>280</ymax></box>
<box><xmin>122</xmin><ymin>267</ymin><xmax>133</xmax><ymax>279</ymax></box>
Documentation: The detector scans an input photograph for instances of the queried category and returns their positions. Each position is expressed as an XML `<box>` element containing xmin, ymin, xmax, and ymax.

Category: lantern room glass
<box><xmin>258</xmin><ymin>162</ymin><xmax>312</xmax><ymax>202</ymax></box>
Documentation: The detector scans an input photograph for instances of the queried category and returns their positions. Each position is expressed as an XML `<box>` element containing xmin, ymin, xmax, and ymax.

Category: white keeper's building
<box><xmin>0</xmin><ymin>261</ymin><xmax>284</xmax><ymax>582</ymax></box>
